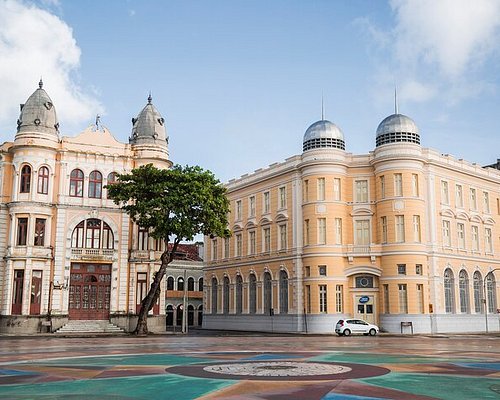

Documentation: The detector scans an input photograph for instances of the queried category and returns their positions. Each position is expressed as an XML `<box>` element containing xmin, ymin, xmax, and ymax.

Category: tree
<box><xmin>106</xmin><ymin>164</ymin><xmax>230</xmax><ymax>335</ymax></box>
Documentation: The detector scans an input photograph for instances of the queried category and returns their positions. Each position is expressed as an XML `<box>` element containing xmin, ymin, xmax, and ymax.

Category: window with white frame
<box><xmin>235</xmin><ymin>233</ymin><xmax>242</xmax><ymax>256</ymax></box>
<box><xmin>395</xmin><ymin>215</ymin><xmax>405</xmax><ymax>243</ymax></box>
<box><xmin>381</xmin><ymin>216</ymin><xmax>387</xmax><ymax>243</ymax></box>
<box><xmin>333</xmin><ymin>178</ymin><xmax>341</xmax><ymax>201</ymax></box>
<box><xmin>444</xmin><ymin>268</ymin><xmax>455</xmax><ymax>313</ymax></box>
<box><xmin>303</xmin><ymin>180</ymin><xmax>309</xmax><ymax>202</ymax></box>
<box><xmin>318</xmin><ymin>218</ymin><xmax>326</xmax><ymax>244</ymax></box>
<box><xmin>442</xmin><ymin>220</ymin><xmax>451</xmax><ymax>246</ymax></box>
<box><xmin>335</xmin><ymin>285</ymin><xmax>343</xmax><ymax>313</ymax></box>
<box><xmin>236</xmin><ymin>200</ymin><xmax>242</xmax><ymax>221</ymax></box>
<box><xmin>319</xmin><ymin>285</ymin><xmax>327</xmax><ymax>313</ymax></box>
<box><xmin>471</xmin><ymin>225</ymin><xmax>479</xmax><ymax>251</ymax></box>
<box><xmin>263</xmin><ymin>227</ymin><xmax>271</xmax><ymax>252</ymax></box>
<box><xmin>413</xmin><ymin>215</ymin><xmax>421</xmax><ymax>242</ymax></box>
<box><xmin>416</xmin><ymin>264</ymin><xmax>423</xmax><ymax>275</ymax></box>
<box><xmin>394</xmin><ymin>173</ymin><xmax>403</xmax><ymax>197</ymax></box>
<box><xmin>279</xmin><ymin>223</ymin><xmax>287</xmax><ymax>250</ymax></box>
<box><xmin>317</xmin><ymin>178</ymin><xmax>325</xmax><ymax>201</ymax></box>
<box><xmin>279</xmin><ymin>186</ymin><xmax>286</xmax><ymax>209</ymax></box>
<box><xmin>457</xmin><ymin>223</ymin><xmax>465</xmax><ymax>249</ymax></box>
<box><xmin>354</xmin><ymin>219</ymin><xmax>370</xmax><ymax>245</ymax></box>
<box><xmin>417</xmin><ymin>284</ymin><xmax>424</xmax><ymax>313</ymax></box>
<box><xmin>473</xmin><ymin>271</ymin><xmax>483</xmax><ymax>313</ymax></box>
<box><xmin>455</xmin><ymin>184</ymin><xmax>463</xmax><ymax>208</ymax></box>
<box><xmin>412</xmin><ymin>174</ymin><xmax>419</xmax><ymax>197</ymax></box>
<box><xmin>249</xmin><ymin>196</ymin><xmax>256</xmax><ymax>217</ymax></box>
<box><xmin>470</xmin><ymin>188</ymin><xmax>477</xmax><ymax>210</ymax></box>
<box><xmin>485</xmin><ymin>228</ymin><xmax>493</xmax><ymax>253</ymax></box>
<box><xmin>383</xmin><ymin>284</ymin><xmax>390</xmax><ymax>314</ymax></box>
<box><xmin>224</xmin><ymin>237</ymin><xmax>230</xmax><ymax>258</ymax></box>
<box><xmin>334</xmin><ymin>218</ymin><xmax>342</xmax><ymax>244</ymax></box>
<box><xmin>398</xmin><ymin>284</ymin><xmax>408</xmax><ymax>313</ymax></box>
<box><xmin>248</xmin><ymin>230</ymin><xmax>256</xmax><ymax>255</ymax></box>
<box><xmin>355</xmin><ymin>180</ymin><xmax>368</xmax><ymax>203</ymax></box>
<box><xmin>380</xmin><ymin>175</ymin><xmax>385</xmax><ymax>199</ymax></box>
<box><xmin>459</xmin><ymin>270</ymin><xmax>470</xmax><ymax>313</ymax></box>
<box><xmin>211</xmin><ymin>239</ymin><xmax>217</xmax><ymax>261</ymax></box>
<box><xmin>304</xmin><ymin>219</ymin><xmax>309</xmax><ymax>246</ymax></box>
<box><xmin>441</xmin><ymin>181</ymin><xmax>449</xmax><ymax>204</ymax></box>
<box><xmin>263</xmin><ymin>191</ymin><xmax>270</xmax><ymax>214</ymax></box>
<box><xmin>483</xmin><ymin>191</ymin><xmax>490</xmax><ymax>213</ymax></box>
<box><xmin>398</xmin><ymin>264</ymin><xmax>406</xmax><ymax>275</ymax></box>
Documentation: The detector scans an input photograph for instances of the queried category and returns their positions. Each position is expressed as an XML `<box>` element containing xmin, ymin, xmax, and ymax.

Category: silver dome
<box><xmin>130</xmin><ymin>94</ymin><xmax>168</xmax><ymax>146</ymax></box>
<box><xmin>375</xmin><ymin>113</ymin><xmax>420</xmax><ymax>147</ymax></box>
<box><xmin>303</xmin><ymin>120</ymin><xmax>345</xmax><ymax>151</ymax></box>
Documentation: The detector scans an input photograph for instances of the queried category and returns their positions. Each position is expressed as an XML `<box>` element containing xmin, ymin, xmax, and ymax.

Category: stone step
<box><xmin>55</xmin><ymin>320</ymin><xmax>125</xmax><ymax>334</ymax></box>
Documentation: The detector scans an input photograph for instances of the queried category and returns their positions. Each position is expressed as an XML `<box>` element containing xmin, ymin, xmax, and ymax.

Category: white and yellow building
<box><xmin>0</xmin><ymin>81</ymin><xmax>175</xmax><ymax>334</ymax></box>
<box><xmin>204</xmin><ymin>111</ymin><xmax>500</xmax><ymax>333</ymax></box>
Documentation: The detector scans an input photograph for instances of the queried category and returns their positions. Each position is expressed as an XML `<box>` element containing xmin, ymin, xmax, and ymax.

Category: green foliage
<box><xmin>106</xmin><ymin>164</ymin><xmax>230</xmax><ymax>242</ymax></box>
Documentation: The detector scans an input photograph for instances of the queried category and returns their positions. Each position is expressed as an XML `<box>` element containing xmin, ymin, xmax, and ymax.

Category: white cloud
<box><xmin>400</xmin><ymin>80</ymin><xmax>436</xmax><ymax>103</ymax></box>
<box><xmin>0</xmin><ymin>0</ymin><xmax>102</xmax><ymax>136</ymax></box>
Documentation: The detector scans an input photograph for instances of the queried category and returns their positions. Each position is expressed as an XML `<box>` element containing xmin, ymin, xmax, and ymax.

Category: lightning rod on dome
<box><xmin>394</xmin><ymin>86</ymin><xmax>399</xmax><ymax>114</ymax></box>
<box><xmin>321</xmin><ymin>94</ymin><xmax>324</xmax><ymax>120</ymax></box>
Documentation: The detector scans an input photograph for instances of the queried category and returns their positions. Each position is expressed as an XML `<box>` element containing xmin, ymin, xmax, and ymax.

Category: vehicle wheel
<box><xmin>343</xmin><ymin>329</ymin><xmax>351</xmax><ymax>336</ymax></box>
<box><xmin>369</xmin><ymin>328</ymin><xmax>377</xmax><ymax>336</ymax></box>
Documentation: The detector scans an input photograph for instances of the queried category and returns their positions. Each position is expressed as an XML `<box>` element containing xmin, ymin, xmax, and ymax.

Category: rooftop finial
<box><xmin>95</xmin><ymin>114</ymin><xmax>101</xmax><ymax>130</ymax></box>
<box><xmin>321</xmin><ymin>94</ymin><xmax>325</xmax><ymax>120</ymax></box>
<box><xmin>39</xmin><ymin>78</ymin><xmax>43</xmax><ymax>89</ymax></box>
<box><xmin>394</xmin><ymin>86</ymin><xmax>399</xmax><ymax>114</ymax></box>
<box><xmin>147</xmin><ymin>92</ymin><xmax>152</xmax><ymax>104</ymax></box>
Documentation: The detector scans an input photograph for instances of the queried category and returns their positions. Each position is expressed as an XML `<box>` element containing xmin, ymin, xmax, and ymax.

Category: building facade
<box><xmin>204</xmin><ymin>111</ymin><xmax>500</xmax><ymax>334</ymax></box>
<box><xmin>0</xmin><ymin>81</ymin><xmax>176</xmax><ymax>334</ymax></box>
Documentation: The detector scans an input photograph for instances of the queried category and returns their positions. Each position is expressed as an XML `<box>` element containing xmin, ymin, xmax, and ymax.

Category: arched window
<box><xmin>166</xmin><ymin>276</ymin><xmax>174</xmax><ymax>291</ymax></box>
<box><xmin>473</xmin><ymin>271</ymin><xmax>483</xmax><ymax>313</ymax></box>
<box><xmin>211</xmin><ymin>278</ymin><xmax>218</xmax><ymax>314</ymax></box>
<box><xmin>198</xmin><ymin>277</ymin><xmax>204</xmax><ymax>291</ymax></box>
<box><xmin>249</xmin><ymin>274</ymin><xmax>256</xmax><ymax>314</ymax></box>
<box><xmin>279</xmin><ymin>270</ymin><xmax>288</xmax><ymax>314</ymax></box>
<box><xmin>106</xmin><ymin>172</ymin><xmax>118</xmax><ymax>199</ymax></box>
<box><xmin>176</xmin><ymin>304</ymin><xmax>183</xmax><ymax>326</ymax></box>
<box><xmin>486</xmin><ymin>274</ymin><xmax>497</xmax><ymax>313</ymax></box>
<box><xmin>459</xmin><ymin>270</ymin><xmax>470</xmax><ymax>313</ymax></box>
<box><xmin>71</xmin><ymin>219</ymin><xmax>114</xmax><ymax>249</ymax></box>
<box><xmin>263</xmin><ymin>272</ymin><xmax>272</xmax><ymax>315</ymax></box>
<box><xmin>235</xmin><ymin>275</ymin><xmax>243</xmax><ymax>314</ymax></box>
<box><xmin>20</xmin><ymin>165</ymin><xmax>31</xmax><ymax>193</ymax></box>
<box><xmin>89</xmin><ymin>171</ymin><xmax>102</xmax><ymax>198</ymax></box>
<box><xmin>37</xmin><ymin>166</ymin><xmax>49</xmax><ymax>194</ymax></box>
<box><xmin>223</xmin><ymin>276</ymin><xmax>230</xmax><ymax>314</ymax></box>
<box><xmin>444</xmin><ymin>268</ymin><xmax>455</xmax><ymax>313</ymax></box>
<box><xmin>69</xmin><ymin>169</ymin><xmax>84</xmax><ymax>197</ymax></box>
<box><xmin>177</xmin><ymin>277</ymin><xmax>184</xmax><ymax>291</ymax></box>
<box><xmin>187</xmin><ymin>277</ymin><xmax>195</xmax><ymax>291</ymax></box>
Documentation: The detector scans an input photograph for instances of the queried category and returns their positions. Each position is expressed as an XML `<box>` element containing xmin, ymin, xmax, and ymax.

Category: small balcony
<box><xmin>71</xmin><ymin>248</ymin><xmax>115</xmax><ymax>262</ymax></box>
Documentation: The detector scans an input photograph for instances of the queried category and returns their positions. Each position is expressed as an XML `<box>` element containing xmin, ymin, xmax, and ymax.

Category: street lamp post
<box><xmin>484</xmin><ymin>268</ymin><xmax>500</xmax><ymax>334</ymax></box>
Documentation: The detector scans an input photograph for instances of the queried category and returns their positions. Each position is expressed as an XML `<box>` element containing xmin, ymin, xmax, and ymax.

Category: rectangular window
<box><xmin>483</xmin><ymin>192</ymin><xmax>490</xmax><ymax>213</ymax></box>
<box><xmin>397</xmin><ymin>264</ymin><xmax>407</xmax><ymax>275</ymax></box>
<box><xmin>416</xmin><ymin>264</ymin><xmax>422</xmax><ymax>275</ymax></box>
<box><xmin>248</xmin><ymin>231</ymin><xmax>256</xmax><ymax>255</ymax></box>
<box><xmin>395</xmin><ymin>215</ymin><xmax>405</xmax><ymax>243</ymax></box>
<box><xmin>485</xmin><ymin>228</ymin><xmax>493</xmax><ymax>253</ymax></box>
<box><xmin>470</xmin><ymin>188</ymin><xmax>477</xmax><ymax>210</ymax></box>
<box><xmin>263</xmin><ymin>227</ymin><xmax>271</xmax><ymax>252</ymax></box>
<box><xmin>442</xmin><ymin>220</ymin><xmax>451</xmax><ymax>246</ymax></box>
<box><xmin>394</xmin><ymin>173</ymin><xmax>403</xmax><ymax>197</ymax></box>
<box><xmin>138</xmin><ymin>227</ymin><xmax>148</xmax><ymax>250</ymax></box>
<box><xmin>457</xmin><ymin>223</ymin><xmax>465</xmax><ymax>249</ymax></box>
<box><xmin>398</xmin><ymin>283</ymin><xmax>408</xmax><ymax>313</ymax></box>
<box><xmin>471</xmin><ymin>225</ymin><xmax>479</xmax><ymax>251</ymax></box>
<box><xmin>318</xmin><ymin>265</ymin><xmax>327</xmax><ymax>276</ymax></box>
<box><xmin>236</xmin><ymin>234</ymin><xmax>242</xmax><ymax>256</ymax></box>
<box><xmin>306</xmin><ymin>285</ymin><xmax>311</xmax><ymax>313</ymax></box>
<box><xmin>441</xmin><ymin>181</ymin><xmax>449</xmax><ymax>204</ymax></box>
<box><xmin>381</xmin><ymin>216</ymin><xmax>387</xmax><ymax>243</ymax></box>
<box><xmin>319</xmin><ymin>285</ymin><xmax>327</xmax><ymax>313</ymax></box>
<box><xmin>380</xmin><ymin>175</ymin><xmax>385</xmax><ymax>199</ymax></box>
<box><xmin>317</xmin><ymin>178</ymin><xmax>325</xmax><ymax>201</ymax></box>
<box><xmin>456</xmin><ymin>185</ymin><xmax>463</xmax><ymax>208</ymax></box>
<box><xmin>211</xmin><ymin>239</ymin><xmax>217</xmax><ymax>261</ymax></box>
<box><xmin>17</xmin><ymin>217</ymin><xmax>28</xmax><ymax>246</ymax></box>
<box><xmin>335</xmin><ymin>285</ymin><xmax>343</xmax><ymax>313</ymax></box>
<box><xmin>383</xmin><ymin>284</ymin><xmax>390</xmax><ymax>314</ymax></box>
<box><xmin>354</xmin><ymin>220</ymin><xmax>370</xmax><ymax>245</ymax></box>
<box><xmin>412</xmin><ymin>174</ymin><xmax>419</xmax><ymax>197</ymax></box>
<box><xmin>263</xmin><ymin>191</ymin><xmax>270</xmax><ymax>214</ymax></box>
<box><xmin>249</xmin><ymin>196</ymin><xmax>256</xmax><ymax>217</ymax></box>
<box><xmin>224</xmin><ymin>237</ymin><xmax>230</xmax><ymax>258</ymax></box>
<box><xmin>355</xmin><ymin>180</ymin><xmax>368</xmax><ymax>203</ymax></box>
<box><xmin>34</xmin><ymin>218</ymin><xmax>46</xmax><ymax>246</ymax></box>
<box><xmin>417</xmin><ymin>284</ymin><xmax>424</xmax><ymax>314</ymax></box>
<box><xmin>279</xmin><ymin>186</ymin><xmax>286</xmax><ymax>209</ymax></box>
<box><xmin>279</xmin><ymin>224</ymin><xmax>287</xmax><ymax>250</ymax></box>
<box><xmin>305</xmin><ymin>266</ymin><xmax>310</xmax><ymax>277</ymax></box>
<box><xmin>413</xmin><ymin>215</ymin><xmax>421</xmax><ymax>242</ymax></box>
<box><xmin>303</xmin><ymin>180</ymin><xmax>309</xmax><ymax>203</ymax></box>
<box><xmin>333</xmin><ymin>178</ymin><xmax>341</xmax><ymax>201</ymax></box>
<box><xmin>236</xmin><ymin>200</ymin><xmax>242</xmax><ymax>220</ymax></box>
<box><xmin>334</xmin><ymin>218</ymin><xmax>342</xmax><ymax>244</ymax></box>
<box><xmin>304</xmin><ymin>219</ymin><xmax>310</xmax><ymax>246</ymax></box>
<box><xmin>318</xmin><ymin>218</ymin><xmax>326</xmax><ymax>244</ymax></box>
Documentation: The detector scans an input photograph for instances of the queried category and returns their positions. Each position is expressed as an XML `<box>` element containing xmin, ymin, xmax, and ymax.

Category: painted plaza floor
<box><xmin>0</xmin><ymin>332</ymin><xmax>499</xmax><ymax>399</ymax></box>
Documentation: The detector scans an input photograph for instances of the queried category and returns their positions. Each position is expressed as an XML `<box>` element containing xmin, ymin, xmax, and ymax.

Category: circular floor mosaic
<box><xmin>167</xmin><ymin>360</ymin><xmax>390</xmax><ymax>381</ymax></box>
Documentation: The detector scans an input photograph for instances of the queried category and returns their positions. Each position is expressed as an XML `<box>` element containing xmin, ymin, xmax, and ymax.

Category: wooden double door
<box><xmin>69</xmin><ymin>263</ymin><xmax>111</xmax><ymax>320</ymax></box>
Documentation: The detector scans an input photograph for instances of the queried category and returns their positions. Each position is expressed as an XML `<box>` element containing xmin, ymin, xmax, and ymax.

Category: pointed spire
<box><xmin>394</xmin><ymin>86</ymin><xmax>399</xmax><ymax>114</ymax></box>
<box><xmin>39</xmin><ymin>78</ymin><xmax>43</xmax><ymax>89</ymax></box>
<box><xmin>147</xmin><ymin>92</ymin><xmax>152</xmax><ymax>104</ymax></box>
<box><xmin>321</xmin><ymin>94</ymin><xmax>325</xmax><ymax>120</ymax></box>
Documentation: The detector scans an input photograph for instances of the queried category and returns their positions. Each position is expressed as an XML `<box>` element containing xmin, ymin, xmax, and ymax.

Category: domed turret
<box><xmin>376</xmin><ymin>113</ymin><xmax>420</xmax><ymax>147</ymax></box>
<box><xmin>303</xmin><ymin>120</ymin><xmax>345</xmax><ymax>152</ymax></box>
<box><xmin>130</xmin><ymin>94</ymin><xmax>168</xmax><ymax>146</ymax></box>
<box><xmin>16</xmin><ymin>79</ymin><xmax>59</xmax><ymax>142</ymax></box>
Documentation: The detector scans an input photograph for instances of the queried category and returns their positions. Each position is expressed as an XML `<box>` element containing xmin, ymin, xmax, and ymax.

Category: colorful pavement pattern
<box><xmin>0</xmin><ymin>334</ymin><xmax>499</xmax><ymax>399</ymax></box>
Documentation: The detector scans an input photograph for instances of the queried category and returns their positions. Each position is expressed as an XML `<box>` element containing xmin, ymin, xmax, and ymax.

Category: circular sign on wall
<box><xmin>359</xmin><ymin>296</ymin><xmax>370</xmax><ymax>304</ymax></box>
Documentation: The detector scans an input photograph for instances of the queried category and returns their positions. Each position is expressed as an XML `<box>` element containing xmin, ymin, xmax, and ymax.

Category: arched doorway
<box><xmin>166</xmin><ymin>305</ymin><xmax>174</xmax><ymax>326</ymax></box>
<box><xmin>197</xmin><ymin>305</ymin><xmax>203</xmax><ymax>326</ymax></box>
<box><xmin>188</xmin><ymin>304</ymin><xmax>194</xmax><ymax>326</ymax></box>
<box><xmin>176</xmin><ymin>304</ymin><xmax>183</xmax><ymax>326</ymax></box>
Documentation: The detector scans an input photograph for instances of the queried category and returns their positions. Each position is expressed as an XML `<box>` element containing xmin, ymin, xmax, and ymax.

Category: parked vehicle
<box><xmin>335</xmin><ymin>319</ymin><xmax>379</xmax><ymax>336</ymax></box>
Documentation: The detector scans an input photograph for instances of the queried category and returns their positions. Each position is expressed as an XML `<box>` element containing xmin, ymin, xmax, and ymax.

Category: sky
<box><xmin>1</xmin><ymin>0</ymin><xmax>500</xmax><ymax>183</ymax></box>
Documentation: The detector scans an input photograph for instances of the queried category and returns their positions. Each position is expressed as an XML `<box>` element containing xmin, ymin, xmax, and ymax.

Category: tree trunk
<box><xmin>133</xmin><ymin>241</ymin><xmax>179</xmax><ymax>335</ymax></box>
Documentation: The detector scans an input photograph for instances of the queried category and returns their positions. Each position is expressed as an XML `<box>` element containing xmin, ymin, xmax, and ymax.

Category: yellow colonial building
<box><xmin>0</xmin><ymin>81</ymin><xmax>175</xmax><ymax>334</ymax></box>
<box><xmin>204</xmin><ymin>112</ymin><xmax>500</xmax><ymax>333</ymax></box>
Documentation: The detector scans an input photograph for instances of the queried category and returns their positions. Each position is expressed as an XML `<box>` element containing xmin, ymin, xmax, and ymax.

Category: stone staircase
<box><xmin>55</xmin><ymin>320</ymin><xmax>125</xmax><ymax>334</ymax></box>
